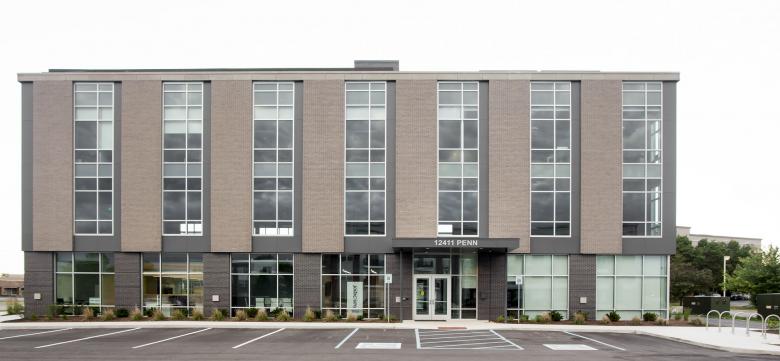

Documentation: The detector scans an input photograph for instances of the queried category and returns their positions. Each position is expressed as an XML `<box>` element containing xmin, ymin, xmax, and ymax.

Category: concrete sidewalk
<box><xmin>1</xmin><ymin>319</ymin><xmax>779</xmax><ymax>355</ymax></box>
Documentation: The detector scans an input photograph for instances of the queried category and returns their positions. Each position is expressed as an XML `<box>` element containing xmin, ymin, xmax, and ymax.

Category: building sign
<box><xmin>433</xmin><ymin>239</ymin><xmax>479</xmax><ymax>247</ymax></box>
<box><xmin>392</xmin><ymin>237</ymin><xmax>519</xmax><ymax>249</ymax></box>
<box><xmin>346</xmin><ymin>281</ymin><xmax>363</xmax><ymax>315</ymax></box>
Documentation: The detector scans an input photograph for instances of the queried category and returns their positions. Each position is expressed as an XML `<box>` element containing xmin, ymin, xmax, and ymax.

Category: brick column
<box><xmin>387</xmin><ymin>251</ymin><xmax>413</xmax><ymax>320</ymax></box>
<box><xmin>23</xmin><ymin>252</ymin><xmax>54</xmax><ymax>317</ymax></box>
<box><xmin>114</xmin><ymin>253</ymin><xmax>141</xmax><ymax>311</ymax></box>
<box><xmin>293</xmin><ymin>253</ymin><xmax>321</xmax><ymax>318</ymax></box>
<box><xmin>569</xmin><ymin>254</ymin><xmax>597</xmax><ymax>319</ymax></box>
<box><xmin>477</xmin><ymin>252</ymin><xmax>506</xmax><ymax>320</ymax></box>
<box><xmin>203</xmin><ymin>253</ymin><xmax>230</xmax><ymax>316</ymax></box>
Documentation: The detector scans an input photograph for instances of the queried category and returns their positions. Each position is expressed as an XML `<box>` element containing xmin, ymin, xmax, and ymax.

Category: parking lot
<box><xmin>0</xmin><ymin>327</ymin><xmax>776</xmax><ymax>360</ymax></box>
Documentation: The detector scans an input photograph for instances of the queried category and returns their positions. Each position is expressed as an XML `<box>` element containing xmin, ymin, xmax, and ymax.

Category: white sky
<box><xmin>0</xmin><ymin>0</ymin><xmax>778</xmax><ymax>274</ymax></box>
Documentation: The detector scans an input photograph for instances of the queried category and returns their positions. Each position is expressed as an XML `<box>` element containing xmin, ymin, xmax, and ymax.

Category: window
<box><xmin>622</xmin><ymin>82</ymin><xmax>663</xmax><ymax>236</ymax></box>
<box><xmin>230</xmin><ymin>253</ymin><xmax>293</xmax><ymax>315</ymax></box>
<box><xmin>530</xmin><ymin>82</ymin><xmax>571</xmax><ymax>236</ymax></box>
<box><xmin>253</xmin><ymin>82</ymin><xmax>295</xmax><ymax>236</ymax></box>
<box><xmin>413</xmin><ymin>250</ymin><xmax>478</xmax><ymax>319</ymax></box>
<box><xmin>142</xmin><ymin>253</ymin><xmax>203</xmax><ymax>315</ymax></box>
<box><xmin>163</xmin><ymin>82</ymin><xmax>204</xmax><ymax>236</ymax></box>
<box><xmin>321</xmin><ymin>254</ymin><xmax>387</xmax><ymax>318</ymax></box>
<box><xmin>74</xmin><ymin>83</ymin><xmax>114</xmax><ymax>235</ymax></box>
<box><xmin>506</xmin><ymin>255</ymin><xmax>569</xmax><ymax>319</ymax></box>
<box><xmin>55</xmin><ymin>252</ymin><xmax>115</xmax><ymax>311</ymax></box>
<box><xmin>438</xmin><ymin>82</ymin><xmax>479</xmax><ymax>236</ymax></box>
<box><xmin>596</xmin><ymin>255</ymin><xmax>668</xmax><ymax>319</ymax></box>
<box><xmin>345</xmin><ymin>82</ymin><xmax>386</xmax><ymax>235</ymax></box>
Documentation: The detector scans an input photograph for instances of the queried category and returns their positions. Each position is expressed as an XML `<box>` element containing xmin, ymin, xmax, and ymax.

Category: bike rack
<box><xmin>731</xmin><ymin>311</ymin><xmax>749</xmax><ymax>335</ymax></box>
<box><xmin>718</xmin><ymin>311</ymin><xmax>732</xmax><ymax>332</ymax></box>
<box><xmin>705</xmin><ymin>310</ymin><xmax>721</xmax><ymax>330</ymax></box>
<box><xmin>764</xmin><ymin>314</ymin><xmax>780</xmax><ymax>339</ymax></box>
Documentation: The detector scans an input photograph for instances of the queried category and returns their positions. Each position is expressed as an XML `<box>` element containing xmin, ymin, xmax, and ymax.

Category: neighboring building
<box><xmin>0</xmin><ymin>274</ymin><xmax>24</xmax><ymax>297</ymax></box>
<box><xmin>677</xmin><ymin>226</ymin><xmax>761</xmax><ymax>249</ymax></box>
<box><xmin>19</xmin><ymin>61</ymin><xmax>678</xmax><ymax>320</ymax></box>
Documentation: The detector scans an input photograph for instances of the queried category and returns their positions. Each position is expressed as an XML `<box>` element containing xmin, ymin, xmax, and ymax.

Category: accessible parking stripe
<box><xmin>232</xmin><ymin>328</ymin><xmax>285</xmax><ymax>349</ymax></box>
<box><xmin>35</xmin><ymin>328</ymin><xmax>140</xmax><ymax>349</ymax></box>
<box><xmin>0</xmin><ymin>328</ymin><xmax>71</xmax><ymax>341</ymax></box>
<box><xmin>132</xmin><ymin>328</ymin><xmax>211</xmax><ymax>349</ymax></box>
<box><xmin>334</xmin><ymin>328</ymin><xmax>359</xmax><ymax>349</ymax></box>
<box><xmin>562</xmin><ymin>331</ymin><xmax>626</xmax><ymax>351</ymax></box>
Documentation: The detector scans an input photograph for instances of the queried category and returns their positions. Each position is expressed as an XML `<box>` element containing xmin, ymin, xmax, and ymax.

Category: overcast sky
<box><xmin>0</xmin><ymin>0</ymin><xmax>777</xmax><ymax>274</ymax></box>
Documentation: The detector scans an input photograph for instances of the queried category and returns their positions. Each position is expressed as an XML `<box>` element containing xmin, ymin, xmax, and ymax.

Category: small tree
<box><xmin>726</xmin><ymin>246</ymin><xmax>780</xmax><ymax>302</ymax></box>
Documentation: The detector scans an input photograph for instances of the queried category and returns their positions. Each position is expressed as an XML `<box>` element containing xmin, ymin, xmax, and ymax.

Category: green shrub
<box><xmin>323</xmin><ymin>309</ymin><xmax>339</xmax><ymax>322</ymax></box>
<box><xmin>574</xmin><ymin>312</ymin><xmax>586</xmax><ymax>325</ymax></box>
<box><xmin>101</xmin><ymin>309</ymin><xmax>116</xmax><ymax>321</ymax></box>
<box><xmin>152</xmin><ymin>309</ymin><xmax>166</xmax><ymax>321</ymax></box>
<box><xmin>275</xmin><ymin>309</ymin><xmax>291</xmax><ymax>321</ymax></box>
<box><xmin>507</xmin><ymin>315</ymin><xmax>516</xmax><ymax>322</ymax></box>
<box><xmin>255</xmin><ymin>308</ymin><xmax>269</xmax><ymax>321</ymax></box>
<box><xmin>235</xmin><ymin>309</ymin><xmax>248</xmax><ymax>321</ymax></box>
<box><xmin>47</xmin><ymin>304</ymin><xmax>59</xmax><ymax>319</ymax></box>
<box><xmin>519</xmin><ymin>314</ymin><xmax>529</xmax><ymax>322</ymax></box>
<box><xmin>6</xmin><ymin>299</ymin><xmax>24</xmax><ymax>315</ymax></box>
<box><xmin>384</xmin><ymin>314</ymin><xmax>397</xmax><ymax>322</ymax></box>
<box><xmin>144</xmin><ymin>308</ymin><xmax>156</xmax><ymax>317</ymax></box>
<box><xmin>606</xmin><ymin>311</ymin><xmax>621</xmax><ymax>322</ymax></box>
<box><xmin>131</xmin><ymin>307</ymin><xmax>144</xmax><ymax>321</ymax></box>
<box><xmin>629</xmin><ymin>316</ymin><xmax>641</xmax><ymax>325</ymax></box>
<box><xmin>535</xmin><ymin>313</ymin><xmax>551</xmax><ymax>324</ymax></box>
<box><xmin>191</xmin><ymin>309</ymin><xmax>204</xmax><ymax>321</ymax></box>
<box><xmin>549</xmin><ymin>310</ymin><xmax>563</xmax><ymax>322</ymax></box>
<box><xmin>672</xmin><ymin>312</ymin><xmax>682</xmax><ymax>321</ymax></box>
<box><xmin>246</xmin><ymin>308</ymin><xmax>258</xmax><ymax>319</ymax></box>
<box><xmin>357</xmin><ymin>314</ymin><xmax>365</xmax><ymax>321</ymax></box>
<box><xmin>689</xmin><ymin>318</ymin><xmax>703</xmax><ymax>326</ymax></box>
<box><xmin>29</xmin><ymin>313</ymin><xmax>38</xmax><ymax>321</ymax></box>
<box><xmin>303</xmin><ymin>307</ymin><xmax>316</xmax><ymax>322</ymax></box>
<box><xmin>495</xmin><ymin>315</ymin><xmax>506</xmax><ymax>323</ymax></box>
<box><xmin>643</xmin><ymin>312</ymin><xmax>657</xmax><ymax>322</ymax></box>
<box><xmin>115</xmin><ymin>308</ymin><xmax>129</xmax><ymax>318</ymax></box>
<box><xmin>171</xmin><ymin>309</ymin><xmax>187</xmax><ymax>320</ymax></box>
<box><xmin>314</xmin><ymin>310</ymin><xmax>322</xmax><ymax>319</ymax></box>
<box><xmin>599</xmin><ymin>315</ymin><xmax>611</xmax><ymax>325</ymax></box>
<box><xmin>683</xmin><ymin>310</ymin><xmax>690</xmax><ymax>321</ymax></box>
<box><xmin>210</xmin><ymin>309</ymin><xmax>226</xmax><ymax>321</ymax></box>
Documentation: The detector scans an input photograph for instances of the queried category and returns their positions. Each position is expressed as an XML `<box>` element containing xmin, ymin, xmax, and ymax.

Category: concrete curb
<box><xmin>635</xmin><ymin>330</ymin><xmax>780</xmax><ymax>356</ymax></box>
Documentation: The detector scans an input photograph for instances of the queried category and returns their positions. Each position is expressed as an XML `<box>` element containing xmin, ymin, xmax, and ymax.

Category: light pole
<box><xmin>723</xmin><ymin>256</ymin><xmax>730</xmax><ymax>297</ymax></box>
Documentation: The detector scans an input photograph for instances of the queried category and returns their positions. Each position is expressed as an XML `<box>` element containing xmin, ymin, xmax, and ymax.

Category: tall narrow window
<box><xmin>622</xmin><ymin>82</ymin><xmax>663</xmax><ymax>236</ymax></box>
<box><xmin>253</xmin><ymin>82</ymin><xmax>294</xmax><ymax>236</ymax></box>
<box><xmin>438</xmin><ymin>82</ymin><xmax>479</xmax><ymax>236</ymax></box>
<box><xmin>530</xmin><ymin>82</ymin><xmax>571</xmax><ymax>236</ymax></box>
<box><xmin>345</xmin><ymin>82</ymin><xmax>386</xmax><ymax>235</ymax></box>
<box><xmin>163</xmin><ymin>82</ymin><xmax>203</xmax><ymax>236</ymax></box>
<box><xmin>74</xmin><ymin>83</ymin><xmax>114</xmax><ymax>235</ymax></box>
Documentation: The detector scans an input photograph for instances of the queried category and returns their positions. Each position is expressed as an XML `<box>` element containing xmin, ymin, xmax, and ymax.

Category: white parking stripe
<box><xmin>489</xmin><ymin>330</ymin><xmax>523</xmax><ymax>349</ymax></box>
<box><xmin>132</xmin><ymin>328</ymin><xmax>211</xmax><ymax>349</ymax></box>
<box><xmin>562</xmin><ymin>331</ymin><xmax>626</xmax><ymax>351</ymax></box>
<box><xmin>35</xmin><ymin>328</ymin><xmax>140</xmax><ymax>349</ymax></box>
<box><xmin>419</xmin><ymin>332</ymin><xmax>494</xmax><ymax>340</ymax></box>
<box><xmin>334</xmin><ymin>328</ymin><xmax>359</xmax><ymax>349</ymax></box>
<box><xmin>232</xmin><ymin>328</ymin><xmax>285</xmax><ymax>349</ymax></box>
<box><xmin>417</xmin><ymin>329</ymin><xmax>482</xmax><ymax>334</ymax></box>
<box><xmin>422</xmin><ymin>337</ymin><xmax>505</xmax><ymax>344</ymax></box>
<box><xmin>0</xmin><ymin>328</ymin><xmax>71</xmax><ymax>340</ymax></box>
<box><xmin>428</xmin><ymin>341</ymin><xmax>509</xmax><ymax>348</ymax></box>
<box><xmin>415</xmin><ymin>329</ymin><xmax>421</xmax><ymax>349</ymax></box>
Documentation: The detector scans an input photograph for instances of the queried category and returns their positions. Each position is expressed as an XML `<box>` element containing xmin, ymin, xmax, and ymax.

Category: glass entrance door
<box><xmin>413</xmin><ymin>275</ymin><xmax>450</xmax><ymax>320</ymax></box>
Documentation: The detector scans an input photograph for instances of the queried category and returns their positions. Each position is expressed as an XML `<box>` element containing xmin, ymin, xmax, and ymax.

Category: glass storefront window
<box><xmin>506</xmin><ymin>254</ymin><xmax>569</xmax><ymax>319</ymax></box>
<box><xmin>413</xmin><ymin>250</ymin><xmax>478</xmax><ymax>319</ymax></box>
<box><xmin>596</xmin><ymin>255</ymin><xmax>669</xmax><ymax>319</ymax></box>
<box><xmin>230</xmin><ymin>253</ymin><xmax>294</xmax><ymax>316</ymax></box>
<box><xmin>321</xmin><ymin>254</ymin><xmax>387</xmax><ymax>318</ymax></box>
<box><xmin>54</xmin><ymin>252</ymin><xmax>115</xmax><ymax>312</ymax></box>
<box><xmin>142</xmin><ymin>253</ymin><xmax>203</xmax><ymax>315</ymax></box>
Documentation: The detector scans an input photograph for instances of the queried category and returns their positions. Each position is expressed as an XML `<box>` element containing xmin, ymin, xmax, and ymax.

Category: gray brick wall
<box><xmin>569</xmin><ymin>254</ymin><xmax>597</xmax><ymax>319</ymax></box>
<box><xmin>23</xmin><ymin>252</ymin><xmax>54</xmax><ymax>317</ymax></box>
<box><xmin>387</xmin><ymin>251</ymin><xmax>413</xmax><ymax>320</ymax></box>
<box><xmin>203</xmin><ymin>253</ymin><xmax>230</xmax><ymax>316</ymax></box>
<box><xmin>293</xmin><ymin>253</ymin><xmax>321</xmax><ymax>318</ymax></box>
<box><xmin>114</xmin><ymin>252</ymin><xmax>141</xmax><ymax>311</ymax></box>
<box><xmin>478</xmin><ymin>252</ymin><xmax>506</xmax><ymax>320</ymax></box>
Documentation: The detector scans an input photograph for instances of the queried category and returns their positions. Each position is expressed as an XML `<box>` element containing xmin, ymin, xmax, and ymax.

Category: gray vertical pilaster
<box><xmin>114</xmin><ymin>252</ymin><xmax>141</xmax><ymax>311</ymax></box>
<box><xmin>569</xmin><ymin>254</ymin><xmax>596</xmax><ymax>319</ymax></box>
<box><xmin>293</xmin><ymin>253</ymin><xmax>321</xmax><ymax>318</ymax></box>
<box><xmin>23</xmin><ymin>252</ymin><xmax>54</xmax><ymax>317</ymax></box>
<box><xmin>203</xmin><ymin>253</ymin><xmax>230</xmax><ymax>316</ymax></box>
<box><xmin>477</xmin><ymin>252</ymin><xmax>506</xmax><ymax>320</ymax></box>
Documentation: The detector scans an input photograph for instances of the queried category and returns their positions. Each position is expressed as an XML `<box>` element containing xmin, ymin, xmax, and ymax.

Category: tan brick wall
<box><xmin>121</xmin><ymin>81</ymin><xmax>162</xmax><ymax>251</ymax></box>
<box><xmin>302</xmin><ymin>80</ymin><xmax>344</xmax><ymax>252</ymax></box>
<box><xmin>395</xmin><ymin>80</ymin><xmax>438</xmax><ymax>238</ymax></box>
<box><xmin>32</xmin><ymin>81</ymin><xmax>73</xmax><ymax>251</ymax></box>
<box><xmin>489</xmin><ymin>80</ymin><xmax>530</xmax><ymax>252</ymax></box>
<box><xmin>580</xmin><ymin>80</ymin><xmax>622</xmax><ymax>253</ymax></box>
<box><xmin>210</xmin><ymin>80</ymin><xmax>253</xmax><ymax>252</ymax></box>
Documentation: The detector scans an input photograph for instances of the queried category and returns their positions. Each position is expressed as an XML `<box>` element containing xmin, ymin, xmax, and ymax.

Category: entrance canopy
<box><xmin>392</xmin><ymin>237</ymin><xmax>519</xmax><ymax>250</ymax></box>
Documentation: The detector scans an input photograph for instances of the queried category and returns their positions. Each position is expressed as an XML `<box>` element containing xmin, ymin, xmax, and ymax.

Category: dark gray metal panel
<box><xmin>479</xmin><ymin>81</ymin><xmax>489</xmax><ymax>238</ymax></box>
<box><xmin>569</xmin><ymin>254</ymin><xmax>596</xmax><ymax>319</ymax></box>
<box><xmin>252</xmin><ymin>81</ymin><xmax>304</xmax><ymax>252</ymax></box>
<box><xmin>163</xmin><ymin>82</ymin><xmax>211</xmax><ymax>252</ymax></box>
<box><xmin>529</xmin><ymin>81</ymin><xmax>580</xmax><ymax>254</ymax></box>
<box><xmin>203</xmin><ymin>253</ymin><xmax>230</xmax><ymax>316</ymax></box>
<box><xmin>74</xmin><ymin>82</ymin><xmax>122</xmax><ymax>252</ymax></box>
<box><xmin>23</xmin><ymin>252</ymin><xmax>54</xmax><ymax>317</ymax></box>
<box><xmin>623</xmin><ymin>81</ymin><xmax>677</xmax><ymax>255</ymax></box>
<box><xmin>293</xmin><ymin>253</ymin><xmax>321</xmax><ymax>317</ymax></box>
<box><xmin>114</xmin><ymin>252</ymin><xmax>141</xmax><ymax>310</ymax></box>
<box><xmin>344</xmin><ymin>81</ymin><xmax>396</xmax><ymax>253</ymax></box>
<box><xmin>21</xmin><ymin>83</ymin><xmax>33</xmax><ymax>252</ymax></box>
<box><xmin>477</xmin><ymin>251</ymin><xmax>506</xmax><ymax>320</ymax></box>
<box><xmin>387</xmin><ymin>251</ymin><xmax>412</xmax><ymax>320</ymax></box>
